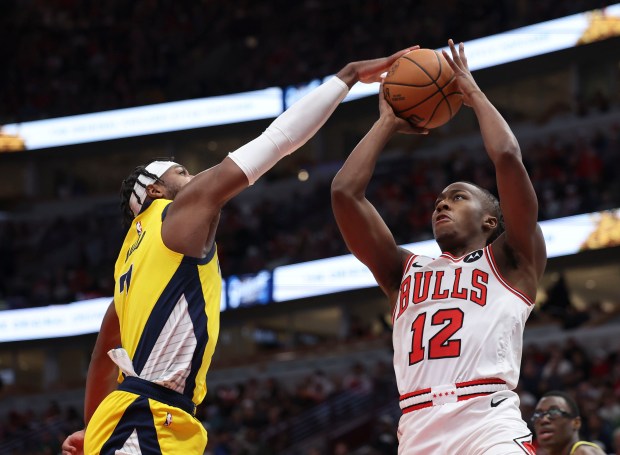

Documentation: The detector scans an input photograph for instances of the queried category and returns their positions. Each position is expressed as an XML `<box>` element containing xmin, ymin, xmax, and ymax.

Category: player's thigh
<box><xmin>85</xmin><ymin>391</ymin><xmax>140</xmax><ymax>454</ymax></box>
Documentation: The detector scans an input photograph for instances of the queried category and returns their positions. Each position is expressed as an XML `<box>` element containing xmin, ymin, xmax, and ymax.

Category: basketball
<box><xmin>383</xmin><ymin>48</ymin><xmax>463</xmax><ymax>129</ymax></box>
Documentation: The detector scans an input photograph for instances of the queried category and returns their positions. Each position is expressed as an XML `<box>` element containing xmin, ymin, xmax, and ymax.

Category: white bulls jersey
<box><xmin>392</xmin><ymin>244</ymin><xmax>534</xmax><ymax>400</ymax></box>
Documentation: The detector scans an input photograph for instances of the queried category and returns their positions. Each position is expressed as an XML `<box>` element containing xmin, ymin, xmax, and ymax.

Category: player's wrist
<box><xmin>466</xmin><ymin>89</ymin><xmax>485</xmax><ymax>102</ymax></box>
<box><xmin>336</xmin><ymin>62</ymin><xmax>359</xmax><ymax>89</ymax></box>
<box><xmin>375</xmin><ymin>116</ymin><xmax>400</xmax><ymax>135</ymax></box>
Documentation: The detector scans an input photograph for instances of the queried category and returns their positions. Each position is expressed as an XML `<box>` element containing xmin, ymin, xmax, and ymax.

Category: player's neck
<box><xmin>439</xmin><ymin>240</ymin><xmax>487</xmax><ymax>258</ymax></box>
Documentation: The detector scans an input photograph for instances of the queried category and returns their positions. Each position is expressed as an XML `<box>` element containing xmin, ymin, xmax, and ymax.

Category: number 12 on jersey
<box><xmin>409</xmin><ymin>308</ymin><xmax>464</xmax><ymax>365</ymax></box>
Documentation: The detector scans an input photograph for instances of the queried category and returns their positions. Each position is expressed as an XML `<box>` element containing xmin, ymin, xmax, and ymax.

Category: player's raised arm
<box><xmin>160</xmin><ymin>48</ymin><xmax>418</xmax><ymax>258</ymax></box>
<box><xmin>442</xmin><ymin>40</ymin><xmax>546</xmax><ymax>288</ymax></box>
<box><xmin>331</xmin><ymin>83</ymin><xmax>427</xmax><ymax>299</ymax></box>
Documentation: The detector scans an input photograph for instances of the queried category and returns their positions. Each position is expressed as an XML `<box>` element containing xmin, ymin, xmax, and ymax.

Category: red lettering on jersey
<box><xmin>431</xmin><ymin>270</ymin><xmax>449</xmax><ymax>299</ymax></box>
<box><xmin>470</xmin><ymin>269</ymin><xmax>489</xmax><ymax>306</ymax></box>
<box><xmin>412</xmin><ymin>271</ymin><xmax>433</xmax><ymax>304</ymax></box>
<box><xmin>451</xmin><ymin>267</ymin><xmax>468</xmax><ymax>300</ymax></box>
<box><xmin>397</xmin><ymin>275</ymin><xmax>412</xmax><ymax>319</ymax></box>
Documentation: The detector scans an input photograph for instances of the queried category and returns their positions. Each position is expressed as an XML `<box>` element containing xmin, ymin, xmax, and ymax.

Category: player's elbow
<box><xmin>331</xmin><ymin>177</ymin><xmax>361</xmax><ymax>203</ymax></box>
<box><xmin>491</xmin><ymin>139</ymin><xmax>521</xmax><ymax>164</ymax></box>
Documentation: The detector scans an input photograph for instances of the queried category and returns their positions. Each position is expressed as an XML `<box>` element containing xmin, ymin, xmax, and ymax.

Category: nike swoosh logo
<box><xmin>490</xmin><ymin>397</ymin><xmax>508</xmax><ymax>408</ymax></box>
<box><xmin>412</xmin><ymin>262</ymin><xmax>423</xmax><ymax>267</ymax></box>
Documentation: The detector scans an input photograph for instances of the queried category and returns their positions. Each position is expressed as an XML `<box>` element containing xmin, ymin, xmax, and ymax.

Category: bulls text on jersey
<box><xmin>395</xmin><ymin>267</ymin><xmax>489</xmax><ymax>321</ymax></box>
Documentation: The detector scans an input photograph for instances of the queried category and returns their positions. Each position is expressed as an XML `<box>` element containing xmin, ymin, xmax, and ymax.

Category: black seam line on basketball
<box><xmin>401</xmin><ymin>52</ymin><xmax>455</xmax><ymax>121</ymax></box>
<box><xmin>390</xmin><ymin>75</ymin><xmax>457</xmax><ymax>114</ymax></box>
<box><xmin>384</xmin><ymin>73</ymin><xmax>461</xmax><ymax>114</ymax></box>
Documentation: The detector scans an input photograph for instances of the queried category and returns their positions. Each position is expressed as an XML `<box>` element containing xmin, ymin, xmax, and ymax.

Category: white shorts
<box><xmin>397</xmin><ymin>390</ymin><xmax>535</xmax><ymax>455</ymax></box>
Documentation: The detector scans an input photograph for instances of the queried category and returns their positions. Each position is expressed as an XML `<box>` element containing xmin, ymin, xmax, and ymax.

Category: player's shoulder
<box><xmin>400</xmin><ymin>249</ymin><xmax>437</xmax><ymax>273</ymax></box>
<box><xmin>572</xmin><ymin>441</ymin><xmax>606</xmax><ymax>455</ymax></box>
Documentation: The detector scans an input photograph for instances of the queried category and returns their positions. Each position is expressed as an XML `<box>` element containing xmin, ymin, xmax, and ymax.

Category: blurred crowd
<box><xmin>0</xmin><ymin>0</ymin><xmax>610</xmax><ymax>124</ymax></box>
<box><xmin>2</xmin><ymin>336</ymin><xmax>620</xmax><ymax>454</ymax></box>
<box><xmin>0</xmin><ymin>117</ymin><xmax>618</xmax><ymax>311</ymax></box>
<box><xmin>1</xmin><ymin>1</ymin><xmax>619</xmax><ymax>454</ymax></box>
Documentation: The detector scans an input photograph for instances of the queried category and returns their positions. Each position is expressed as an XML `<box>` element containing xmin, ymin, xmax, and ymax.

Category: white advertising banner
<box><xmin>3</xmin><ymin>88</ymin><xmax>283</xmax><ymax>150</ymax></box>
<box><xmin>0</xmin><ymin>297</ymin><xmax>110</xmax><ymax>342</ymax></box>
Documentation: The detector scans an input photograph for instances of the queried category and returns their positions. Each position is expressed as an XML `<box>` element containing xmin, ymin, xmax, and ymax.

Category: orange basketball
<box><xmin>383</xmin><ymin>48</ymin><xmax>463</xmax><ymax>129</ymax></box>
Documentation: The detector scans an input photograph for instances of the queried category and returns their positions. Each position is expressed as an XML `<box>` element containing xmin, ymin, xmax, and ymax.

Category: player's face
<box><xmin>532</xmin><ymin>397</ymin><xmax>579</xmax><ymax>450</ymax></box>
<box><xmin>432</xmin><ymin>182</ymin><xmax>487</xmax><ymax>243</ymax></box>
<box><xmin>158</xmin><ymin>165</ymin><xmax>193</xmax><ymax>200</ymax></box>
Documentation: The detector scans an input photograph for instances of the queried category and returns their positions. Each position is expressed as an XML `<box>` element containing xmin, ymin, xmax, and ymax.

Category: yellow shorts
<box><xmin>85</xmin><ymin>380</ymin><xmax>207</xmax><ymax>454</ymax></box>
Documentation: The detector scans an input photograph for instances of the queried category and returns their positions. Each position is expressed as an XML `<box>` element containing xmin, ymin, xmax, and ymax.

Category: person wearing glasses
<box><xmin>532</xmin><ymin>391</ymin><xmax>606</xmax><ymax>455</ymax></box>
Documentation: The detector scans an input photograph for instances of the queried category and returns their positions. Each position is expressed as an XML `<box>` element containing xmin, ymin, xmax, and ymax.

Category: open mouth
<box><xmin>435</xmin><ymin>215</ymin><xmax>451</xmax><ymax>224</ymax></box>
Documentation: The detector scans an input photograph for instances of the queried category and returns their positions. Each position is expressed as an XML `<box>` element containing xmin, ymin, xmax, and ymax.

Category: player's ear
<box><xmin>146</xmin><ymin>183</ymin><xmax>165</xmax><ymax>199</ymax></box>
<box><xmin>573</xmin><ymin>416</ymin><xmax>582</xmax><ymax>431</ymax></box>
<box><xmin>483</xmin><ymin>215</ymin><xmax>497</xmax><ymax>232</ymax></box>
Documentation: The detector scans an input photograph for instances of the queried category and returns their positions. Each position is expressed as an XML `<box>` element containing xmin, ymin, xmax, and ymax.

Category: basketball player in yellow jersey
<box><xmin>61</xmin><ymin>47</ymin><xmax>417</xmax><ymax>455</ymax></box>
<box><xmin>533</xmin><ymin>391</ymin><xmax>606</xmax><ymax>455</ymax></box>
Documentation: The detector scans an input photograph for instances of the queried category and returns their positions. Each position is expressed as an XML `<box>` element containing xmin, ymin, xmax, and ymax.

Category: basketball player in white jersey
<box><xmin>331</xmin><ymin>39</ymin><xmax>546</xmax><ymax>454</ymax></box>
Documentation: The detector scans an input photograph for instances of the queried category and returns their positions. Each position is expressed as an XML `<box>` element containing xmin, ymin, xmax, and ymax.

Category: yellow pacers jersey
<box><xmin>113</xmin><ymin>199</ymin><xmax>221</xmax><ymax>406</ymax></box>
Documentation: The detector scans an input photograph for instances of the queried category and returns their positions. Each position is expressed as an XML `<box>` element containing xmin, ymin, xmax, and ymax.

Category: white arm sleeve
<box><xmin>228</xmin><ymin>76</ymin><xmax>349</xmax><ymax>184</ymax></box>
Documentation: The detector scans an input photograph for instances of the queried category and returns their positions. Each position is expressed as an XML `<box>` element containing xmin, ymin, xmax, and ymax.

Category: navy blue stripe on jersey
<box><xmin>161</xmin><ymin>201</ymin><xmax>171</xmax><ymax>221</ymax></box>
<box><xmin>131</xmin><ymin>260</ymin><xmax>212</xmax><ymax>399</ymax></box>
<box><xmin>119</xmin><ymin>376</ymin><xmax>196</xmax><ymax>416</ymax></box>
<box><xmin>139</xmin><ymin>199</ymin><xmax>154</xmax><ymax>216</ymax></box>
<box><xmin>132</xmin><ymin>261</ymin><xmax>206</xmax><ymax>376</ymax></box>
<box><xmin>132</xmin><ymin>263</ymin><xmax>185</xmax><ymax>376</ymax></box>
<box><xmin>183</xmin><ymin>242</ymin><xmax>217</xmax><ymax>266</ymax></box>
<box><xmin>100</xmin><ymin>396</ymin><xmax>161</xmax><ymax>454</ymax></box>
<box><xmin>179</xmin><ymin>266</ymin><xmax>209</xmax><ymax>400</ymax></box>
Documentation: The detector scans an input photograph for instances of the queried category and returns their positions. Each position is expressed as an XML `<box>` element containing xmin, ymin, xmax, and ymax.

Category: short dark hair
<box><xmin>461</xmin><ymin>181</ymin><xmax>505</xmax><ymax>245</ymax></box>
<box><xmin>541</xmin><ymin>390</ymin><xmax>580</xmax><ymax>417</ymax></box>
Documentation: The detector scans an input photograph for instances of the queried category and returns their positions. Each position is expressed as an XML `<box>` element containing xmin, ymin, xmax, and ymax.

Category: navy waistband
<box><xmin>118</xmin><ymin>376</ymin><xmax>196</xmax><ymax>416</ymax></box>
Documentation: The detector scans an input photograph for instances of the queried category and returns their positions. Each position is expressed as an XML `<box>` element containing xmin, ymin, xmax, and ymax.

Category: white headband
<box><xmin>129</xmin><ymin>160</ymin><xmax>179</xmax><ymax>217</ymax></box>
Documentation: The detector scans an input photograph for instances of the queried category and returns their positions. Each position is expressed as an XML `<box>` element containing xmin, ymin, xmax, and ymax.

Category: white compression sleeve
<box><xmin>228</xmin><ymin>76</ymin><xmax>349</xmax><ymax>184</ymax></box>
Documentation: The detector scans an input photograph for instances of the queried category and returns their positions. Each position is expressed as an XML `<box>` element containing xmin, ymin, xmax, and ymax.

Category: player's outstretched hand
<box><xmin>378</xmin><ymin>81</ymin><xmax>429</xmax><ymax>135</ymax></box>
<box><xmin>441</xmin><ymin>39</ymin><xmax>481</xmax><ymax>107</ymax></box>
<box><xmin>337</xmin><ymin>45</ymin><xmax>420</xmax><ymax>87</ymax></box>
<box><xmin>62</xmin><ymin>429</ymin><xmax>85</xmax><ymax>455</ymax></box>
<box><xmin>356</xmin><ymin>45</ymin><xmax>420</xmax><ymax>84</ymax></box>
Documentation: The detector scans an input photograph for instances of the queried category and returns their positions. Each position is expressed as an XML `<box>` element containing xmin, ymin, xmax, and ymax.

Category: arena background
<box><xmin>0</xmin><ymin>1</ymin><xmax>619</xmax><ymax>454</ymax></box>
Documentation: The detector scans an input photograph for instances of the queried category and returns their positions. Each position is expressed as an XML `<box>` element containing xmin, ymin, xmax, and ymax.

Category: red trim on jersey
<box><xmin>401</xmin><ymin>401</ymin><xmax>433</xmax><ymax>414</ymax></box>
<box><xmin>391</xmin><ymin>301</ymin><xmax>397</xmax><ymax>325</ymax></box>
<box><xmin>399</xmin><ymin>387</ymin><xmax>432</xmax><ymax>401</ymax></box>
<box><xmin>457</xmin><ymin>392</ymin><xmax>493</xmax><ymax>402</ymax></box>
<box><xmin>440</xmin><ymin>251</ymin><xmax>461</xmax><ymax>262</ymax></box>
<box><xmin>393</xmin><ymin>254</ymin><xmax>419</xmax><ymax>324</ymax></box>
<box><xmin>440</xmin><ymin>250</ymin><xmax>481</xmax><ymax>263</ymax></box>
<box><xmin>484</xmin><ymin>245</ymin><xmax>534</xmax><ymax>306</ymax></box>
<box><xmin>401</xmin><ymin>390</ymin><xmax>497</xmax><ymax>414</ymax></box>
<box><xmin>456</xmin><ymin>377</ymin><xmax>506</xmax><ymax>388</ymax></box>
<box><xmin>403</xmin><ymin>254</ymin><xmax>418</xmax><ymax>274</ymax></box>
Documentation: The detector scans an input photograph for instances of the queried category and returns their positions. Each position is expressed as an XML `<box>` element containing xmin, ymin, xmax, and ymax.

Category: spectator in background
<box><xmin>533</xmin><ymin>390</ymin><xmax>606</xmax><ymax>455</ymax></box>
<box><xmin>371</xmin><ymin>414</ymin><xmax>398</xmax><ymax>455</ymax></box>
<box><xmin>613</xmin><ymin>427</ymin><xmax>620</xmax><ymax>455</ymax></box>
